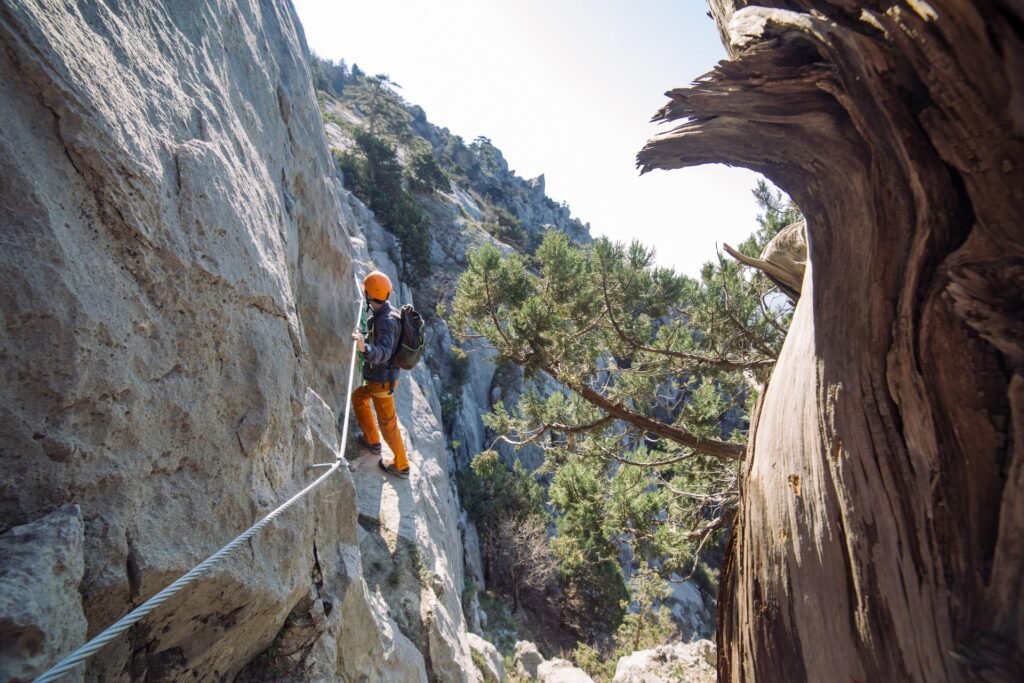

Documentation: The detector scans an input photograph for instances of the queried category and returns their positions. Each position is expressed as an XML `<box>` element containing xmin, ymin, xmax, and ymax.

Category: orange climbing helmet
<box><xmin>363</xmin><ymin>270</ymin><xmax>392</xmax><ymax>302</ymax></box>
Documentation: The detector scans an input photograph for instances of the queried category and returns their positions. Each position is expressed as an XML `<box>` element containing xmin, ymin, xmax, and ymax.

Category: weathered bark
<box><xmin>724</xmin><ymin>219</ymin><xmax>806</xmax><ymax>299</ymax></box>
<box><xmin>639</xmin><ymin>2</ymin><xmax>1023</xmax><ymax>681</ymax></box>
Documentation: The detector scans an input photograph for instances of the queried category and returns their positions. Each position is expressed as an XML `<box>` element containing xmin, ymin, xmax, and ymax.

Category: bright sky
<box><xmin>292</xmin><ymin>0</ymin><xmax>763</xmax><ymax>277</ymax></box>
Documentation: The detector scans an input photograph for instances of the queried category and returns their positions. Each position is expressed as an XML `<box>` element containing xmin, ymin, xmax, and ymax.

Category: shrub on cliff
<box><xmin>345</xmin><ymin>73</ymin><xmax>413</xmax><ymax>140</ymax></box>
<box><xmin>310</xmin><ymin>53</ymin><xmax>350</xmax><ymax>97</ymax></box>
<box><xmin>409</xmin><ymin>150</ymin><xmax>450</xmax><ymax>195</ymax></box>
<box><xmin>458</xmin><ymin>451</ymin><xmax>555</xmax><ymax>613</ymax></box>
<box><xmin>335</xmin><ymin>130</ymin><xmax>432</xmax><ymax>281</ymax></box>
<box><xmin>572</xmin><ymin>564</ymin><xmax>677</xmax><ymax>681</ymax></box>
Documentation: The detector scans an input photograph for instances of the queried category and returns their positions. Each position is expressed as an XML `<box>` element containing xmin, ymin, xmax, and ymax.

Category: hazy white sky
<box><xmin>292</xmin><ymin>0</ymin><xmax>763</xmax><ymax>276</ymax></box>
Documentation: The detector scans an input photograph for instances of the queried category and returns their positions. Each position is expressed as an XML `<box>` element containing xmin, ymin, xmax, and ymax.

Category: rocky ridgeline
<box><xmin>407</xmin><ymin>111</ymin><xmax>592</xmax><ymax>249</ymax></box>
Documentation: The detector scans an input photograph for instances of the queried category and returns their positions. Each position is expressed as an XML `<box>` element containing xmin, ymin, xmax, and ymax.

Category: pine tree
<box><xmin>346</xmin><ymin>73</ymin><xmax>412</xmax><ymax>139</ymax></box>
<box><xmin>450</xmin><ymin>185</ymin><xmax>801</xmax><ymax>634</ymax></box>
<box><xmin>335</xmin><ymin>129</ymin><xmax>432</xmax><ymax>281</ymax></box>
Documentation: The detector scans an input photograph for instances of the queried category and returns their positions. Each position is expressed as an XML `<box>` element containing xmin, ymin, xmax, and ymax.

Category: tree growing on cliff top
<box><xmin>310</xmin><ymin>53</ymin><xmax>349</xmax><ymax>98</ymax></box>
<box><xmin>345</xmin><ymin>73</ymin><xmax>412</xmax><ymax>139</ymax></box>
<box><xmin>335</xmin><ymin>129</ymin><xmax>432</xmax><ymax>281</ymax></box>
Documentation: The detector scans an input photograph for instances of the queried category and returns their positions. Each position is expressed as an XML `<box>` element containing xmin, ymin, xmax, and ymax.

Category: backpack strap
<box><xmin>387</xmin><ymin>309</ymin><xmax>402</xmax><ymax>394</ymax></box>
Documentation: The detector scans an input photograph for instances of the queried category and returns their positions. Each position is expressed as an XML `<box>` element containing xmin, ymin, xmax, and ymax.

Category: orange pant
<box><xmin>352</xmin><ymin>380</ymin><xmax>408</xmax><ymax>471</ymax></box>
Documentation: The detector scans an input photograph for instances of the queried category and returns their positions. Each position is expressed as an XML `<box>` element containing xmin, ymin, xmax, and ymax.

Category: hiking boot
<box><xmin>378</xmin><ymin>458</ymin><xmax>410</xmax><ymax>479</ymax></box>
<box><xmin>357</xmin><ymin>434</ymin><xmax>382</xmax><ymax>455</ymax></box>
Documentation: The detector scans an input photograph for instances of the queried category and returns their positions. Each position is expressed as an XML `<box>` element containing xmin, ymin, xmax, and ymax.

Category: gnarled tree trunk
<box><xmin>639</xmin><ymin>2</ymin><xmax>1023</xmax><ymax>681</ymax></box>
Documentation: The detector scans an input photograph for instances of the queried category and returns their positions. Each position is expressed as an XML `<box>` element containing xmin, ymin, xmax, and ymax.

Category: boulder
<box><xmin>537</xmin><ymin>657</ymin><xmax>594</xmax><ymax>683</ymax></box>
<box><xmin>514</xmin><ymin>640</ymin><xmax>545</xmax><ymax>679</ymax></box>
<box><xmin>0</xmin><ymin>505</ymin><xmax>87</xmax><ymax>683</ymax></box>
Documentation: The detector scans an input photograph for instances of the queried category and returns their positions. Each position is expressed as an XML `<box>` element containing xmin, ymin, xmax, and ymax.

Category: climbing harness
<box><xmin>33</xmin><ymin>275</ymin><xmax>366</xmax><ymax>683</ymax></box>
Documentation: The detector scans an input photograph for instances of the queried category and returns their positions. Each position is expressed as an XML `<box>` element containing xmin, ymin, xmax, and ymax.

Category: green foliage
<box><xmin>345</xmin><ymin>73</ymin><xmax>413</xmax><ymax>139</ymax></box>
<box><xmin>458</xmin><ymin>452</ymin><xmax>555</xmax><ymax>613</ymax></box>
<box><xmin>335</xmin><ymin>130</ymin><xmax>432</xmax><ymax>282</ymax></box>
<box><xmin>572</xmin><ymin>564</ymin><xmax>677</xmax><ymax>682</ymax></box>
<box><xmin>462</xmin><ymin>578</ymin><xmax>478</xmax><ymax>608</ymax></box>
<box><xmin>548</xmin><ymin>456</ymin><xmax>629</xmax><ymax>632</ymax></box>
<box><xmin>409</xmin><ymin>150</ymin><xmax>451</xmax><ymax>194</ymax></box>
<box><xmin>751</xmin><ymin>178</ymin><xmax>801</xmax><ymax>248</ymax></box>
<box><xmin>440</xmin><ymin>393</ymin><xmax>461</xmax><ymax>436</ymax></box>
<box><xmin>310</xmin><ymin>53</ymin><xmax>349</xmax><ymax>97</ymax></box>
<box><xmin>459</xmin><ymin>451</ymin><xmax>545</xmax><ymax>529</ymax></box>
<box><xmin>480</xmin><ymin>205</ymin><xmax>539</xmax><ymax>254</ymax></box>
<box><xmin>450</xmin><ymin>233</ymin><xmax>599</xmax><ymax>376</ymax></box>
<box><xmin>321</xmin><ymin>109</ymin><xmax>345</xmax><ymax>127</ymax></box>
<box><xmin>477</xmin><ymin>590</ymin><xmax>521</xmax><ymax>656</ymax></box>
<box><xmin>617</xmin><ymin>564</ymin><xmax>676</xmax><ymax>652</ymax></box>
<box><xmin>451</xmin><ymin>346</ymin><xmax>470</xmax><ymax>387</ymax></box>
<box><xmin>326</xmin><ymin>72</ymin><xmax>445</xmax><ymax>282</ymax></box>
<box><xmin>450</xmin><ymin>181</ymin><xmax>802</xmax><ymax>638</ymax></box>
<box><xmin>411</xmin><ymin>547</ymin><xmax>433</xmax><ymax>588</ymax></box>
<box><xmin>441</xmin><ymin>347</ymin><xmax>470</xmax><ymax>435</ymax></box>
<box><xmin>471</xmin><ymin>136</ymin><xmax>507</xmax><ymax>175</ymax></box>
<box><xmin>572</xmin><ymin>643</ymin><xmax>609</xmax><ymax>681</ymax></box>
<box><xmin>470</xmin><ymin>648</ymin><xmax>490</xmax><ymax>678</ymax></box>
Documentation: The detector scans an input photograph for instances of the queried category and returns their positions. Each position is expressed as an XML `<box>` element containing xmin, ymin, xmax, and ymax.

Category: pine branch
<box><xmin>598</xmin><ymin>258</ymin><xmax>772</xmax><ymax>371</ymax></box>
<box><xmin>543</xmin><ymin>363</ymin><xmax>745</xmax><ymax>461</ymax></box>
<box><xmin>610</xmin><ymin>450</ymin><xmax>701</xmax><ymax>467</ymax></box>
<box><xmin>492</xmin><ymin>414</ymin><xmax>615</xmax><ymax>448</ymax></box>
<box><xmin>482</xmin><ymin>267</ymin><xmax>525</xmax><ymax>363</ymax></box>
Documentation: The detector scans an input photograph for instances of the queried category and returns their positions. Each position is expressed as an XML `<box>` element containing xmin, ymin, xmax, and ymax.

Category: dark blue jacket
<box><xmin>362</xmin><ymin>301</ymin><xmax>401</xmax><ymax>384</ymax></box>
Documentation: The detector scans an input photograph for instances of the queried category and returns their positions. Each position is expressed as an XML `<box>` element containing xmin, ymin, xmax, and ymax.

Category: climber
<box><xmin>351</xmin><ymin>270</ymin><xmax>410</xmax><ymax>479</ymax></box>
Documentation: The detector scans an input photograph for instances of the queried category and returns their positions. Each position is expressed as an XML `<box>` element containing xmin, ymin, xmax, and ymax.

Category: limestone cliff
<box><xmin>639</xmin><ymin>2</ymin><xmax>1024</xmax><ymax>681</ymax></box>
<box><xmin>0</xmin><ymin>1</ymin><xmax>488</xmax><ymax>680</ymax></box>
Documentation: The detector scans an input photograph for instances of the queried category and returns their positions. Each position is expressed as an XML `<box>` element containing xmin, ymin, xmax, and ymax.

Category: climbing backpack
<box><xmin>389</xmin><ymin>304</ymin><xmax>426</xmax><ymax>370</ymax></box>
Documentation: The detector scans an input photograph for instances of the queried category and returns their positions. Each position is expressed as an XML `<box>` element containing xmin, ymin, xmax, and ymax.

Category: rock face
<box><xmin>0</xmin><ymin>1</ymin><xmax>494</xmax><ymax>681</ymax></box>
<box><xmin>404</xmin><ymin>121</ymin><xmax>591</xmax><ymax>250</ymax></box>
<box><xmin>639</xmin><ymin>2</ymin><xmax>1024</xmax><ymax>681</ymax></box>
<box><xmin>0</xmin><ymin>505</ymin><xmax>87</xmax><ymax>683</ymax></box>
<box><xmin>663</xmin><ymin>577</ymin><xmax>713</xmax><ymax>641</ymax></box>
